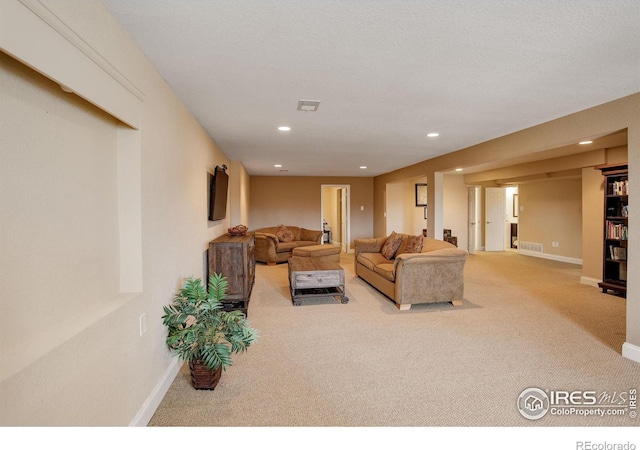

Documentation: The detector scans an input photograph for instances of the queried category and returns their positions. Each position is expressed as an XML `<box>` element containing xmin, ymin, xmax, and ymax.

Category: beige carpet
<box><xmin>148</xmin><ymin>251</ymin><xmax>639</xmax><ymax>427</ymax></box>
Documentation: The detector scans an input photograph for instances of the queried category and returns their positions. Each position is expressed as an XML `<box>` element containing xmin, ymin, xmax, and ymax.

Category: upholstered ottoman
<box><xmin>292</xmin><ymin>244</ymin><xmax>341</xmax><ymax>263</ymax></box>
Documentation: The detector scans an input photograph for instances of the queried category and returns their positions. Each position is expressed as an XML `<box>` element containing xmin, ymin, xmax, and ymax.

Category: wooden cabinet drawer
<box><xmin>292</xmin><ymin>271</ymin><xmax>342</xmax><ymax>289</ymax></box>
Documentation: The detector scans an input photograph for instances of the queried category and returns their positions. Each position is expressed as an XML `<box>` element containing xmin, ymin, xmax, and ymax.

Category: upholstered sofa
<box><xmin>354</xmin><ymin>232</ymin><xmax>468</xmax><ymax>310</ymax></box>
<box><xmin>254</xmin><ymin>225</ymin><xmax>323</xmax><ymax>265</ymax></box>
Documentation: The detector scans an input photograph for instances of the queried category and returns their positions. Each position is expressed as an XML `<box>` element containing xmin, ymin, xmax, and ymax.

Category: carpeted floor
<box><xmin>148</xmin><ymin>251</ymin><xmax>639</xmax><ymax>427</ymax></box>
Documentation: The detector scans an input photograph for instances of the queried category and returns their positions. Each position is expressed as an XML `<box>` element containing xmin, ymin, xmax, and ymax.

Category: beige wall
<box><xmin>249</xmin><ymin>176</ymin><xmax>374</xmax><ymax>248</ymax></box>
<box><xmin>443</xmin><ymin>174</ymin><xmax>469</xmax><ymax>251</ymax></box>
<box><xmin>385</xmin><ymin>181</ymin><xmax>405</xmax><ymax>234</ymax></box>
<box><xmin>518</xmin><ymin>178</ymin><xmax>583</xmax><ymax>260</ymax></box>
<box><xmin>0</xmin><ymin>0</ymin><xmax>239</xmax><ymax>425</ymax></box>
<box><xmin>230</xmin><ymin>161</ymin><xmax>251</xmax><ymax>227</ymax></box>
<box><xmin>384</xmin><ymin>177</ymin><xmax>428</xmax><ymax>237</ymax></box>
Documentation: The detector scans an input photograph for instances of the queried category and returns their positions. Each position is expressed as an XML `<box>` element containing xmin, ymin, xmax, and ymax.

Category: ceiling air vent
<box><xmin>297</xmin><ymin>100</ymin><xmax>320</xmax><ymax>112</ymax></box>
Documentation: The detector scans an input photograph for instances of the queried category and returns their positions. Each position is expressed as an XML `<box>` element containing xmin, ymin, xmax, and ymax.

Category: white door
<box><xmin>467</xmin><ymin>186</ymin><xmax>479</xmax><ymax>254</ymax></box>
<box><xmin>485</xmin><ymin>187</ymin><xmax>506</xmax><ymax>251</ymax></box>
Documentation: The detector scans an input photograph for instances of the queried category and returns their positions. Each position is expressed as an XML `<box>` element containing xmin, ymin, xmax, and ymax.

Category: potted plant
<box><xmin>162</xmin><ymin>273</ymin><xmax>258</xmax><ymax>390</ymax></box>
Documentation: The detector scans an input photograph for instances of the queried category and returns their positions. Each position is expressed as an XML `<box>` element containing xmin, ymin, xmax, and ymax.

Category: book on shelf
<box><xmin>619</xmin><ymin>263</ymin><xmax>627</xmax><ymax>281</ymax></box>
<box><xmin>609</xmin><ymin>180</ymin><xmax>629</xmax><ymax>196</ymax></box>
<box><xmin>606</xmin><ymin>221</ymin><xmax>628</xmax><ymax>240</ymax></box>
<box><xmin>609</xmin><ymin>246</ymin><xmax>627</xmax><ymax>261</ymax></box>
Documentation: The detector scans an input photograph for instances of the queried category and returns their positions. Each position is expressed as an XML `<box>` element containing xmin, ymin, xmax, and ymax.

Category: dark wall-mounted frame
<box><xmin>415</xmin><ymin>183</ymin><xmax>427</xmax><ymax>207</ymax></box>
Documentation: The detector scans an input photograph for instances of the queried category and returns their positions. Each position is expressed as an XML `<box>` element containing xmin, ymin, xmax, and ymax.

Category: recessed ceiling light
<box><xmin>427</xmin><ymin>132</ymin><xmax>439</xmax><ymax>138</ymax></box>
<box><xmin>579</xmin><ymin>140</ymin><xmax>592</xmax><ymax>145</ymax></box>
<box><xmin>278</xmin><ymin>126</ymin><xmax>291</xmax><ymax>131</ymax></box>
<box><xmin>360</xmin><ymin>166</ymin><xmax>367</xmax><ymax>169</ymax></box>
<box><xmin>455</xmin><ymin>168</ymin><xmax>463</xmax><ymax>172</ymax></box>
<box><xmin>274</xmin><ymin>164</ymin><xmax>282</xmax><ymax>168</ymax></box>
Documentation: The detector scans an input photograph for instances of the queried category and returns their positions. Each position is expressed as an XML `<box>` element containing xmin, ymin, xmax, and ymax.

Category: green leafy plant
<box><xmin>162</xmin><ymin>273</ymin><xmax>257</xmax><ymax>371</ymax></box>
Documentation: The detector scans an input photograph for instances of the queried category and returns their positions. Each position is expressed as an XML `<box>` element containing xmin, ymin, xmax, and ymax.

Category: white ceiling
<box><xmin>101</xmin><ymin>0</ymin><xmax>640</xmax><ymax>177</ymax></box>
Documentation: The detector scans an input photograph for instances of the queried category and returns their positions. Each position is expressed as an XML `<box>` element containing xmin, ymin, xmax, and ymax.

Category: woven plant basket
<box><xmin>189</xmin><ymin>359</ymin><xmax>222</xmax><ymax>390</ymax></box>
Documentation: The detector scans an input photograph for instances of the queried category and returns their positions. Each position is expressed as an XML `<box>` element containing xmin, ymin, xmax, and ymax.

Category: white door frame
<box><xmin>467</xmin><ymin>185</ymin><xmax>480</xmax><ymax>254</ymax></box>
<box><xmin>321</xmin><ymin>184</ymin><xmax>351</xmax><ymax>252</ymax></box>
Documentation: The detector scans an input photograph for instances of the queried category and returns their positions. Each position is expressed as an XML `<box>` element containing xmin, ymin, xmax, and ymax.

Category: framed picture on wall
<box><xmin>513</xmin><ymin>194</ymin><xmax>519</xmax><ymax>217</ymax></box>
<box><xmin>415</xmin><ymin>183</ymin><xmax>427</xmax><ymax>207</ymax></box>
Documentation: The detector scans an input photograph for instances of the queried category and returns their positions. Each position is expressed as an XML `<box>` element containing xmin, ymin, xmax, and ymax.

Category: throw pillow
<box><xmin>381</xmin><ymin>231</ymin><xmax>403</xmax><ymax>260</ymax></box>
<box><xmin>404</xmin><ymin>235</ymin><xmax>423</xmax><ymax>253</ymax></box>
<box><xmin>276</xmin><ymin>225</ymin><xmax>295</xmax><ymax>243</ymax></box>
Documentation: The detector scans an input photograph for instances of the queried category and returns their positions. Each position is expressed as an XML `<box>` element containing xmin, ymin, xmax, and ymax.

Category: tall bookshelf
<box><xmin>596</xmin><ymin>163</ymin><xmax>628</xmax><ymax>297</ymax></box>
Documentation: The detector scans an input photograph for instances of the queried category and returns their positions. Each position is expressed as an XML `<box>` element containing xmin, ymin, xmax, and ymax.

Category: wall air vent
<box><xmin>519</xmin><ymin>241</ymin><xmax>543</xmax><ymax>253</ymax></box>
<box><xmin>297</xmin><ymin>100</ymin><xmax>320</xmax><ymax>112</ymax></box>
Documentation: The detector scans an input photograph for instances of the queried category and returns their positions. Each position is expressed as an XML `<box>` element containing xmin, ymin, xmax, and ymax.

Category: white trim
<box><xmin>622</xmin><ymin>342</ymin><xmax>640</xmax><ymax>364</ymax></box>
<box><xmin>0</xmin><ymin>0</ymin><xmax>143</xmax><ymax>128</ymax></box>
<box><xmin>129</xmin><ymin>358</ymin><xmax>182</xmax><ymax>426</ymax></box>
<box><xmin>580</xmin><ymin>276</ymin><xmax>601</xmax><ymax>288</ymax></box>
<box><xmin>18</xmin><ymin>0</ymin><xmax>144</xmax><ymax>101</ymax></box>
<box><xmin>518</xmin><ymin>249</ymin><xmax>582</xmax><ymax>265</ymax></box>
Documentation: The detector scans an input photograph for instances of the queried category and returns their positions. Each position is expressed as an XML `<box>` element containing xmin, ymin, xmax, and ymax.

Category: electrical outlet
<box><xmin>552</xmin><ymin>241</ymin><xmax>559</xmax><ymax>248</ymax></box>
<box><xmin>139</xmin><ymin>313</ymin><xmax>146</xmax><ymax>337</ymax></box>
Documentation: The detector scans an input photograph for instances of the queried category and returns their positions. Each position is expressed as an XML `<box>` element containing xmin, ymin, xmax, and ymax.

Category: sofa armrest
<box><xmin>254</xmin><ymin>232</ymin><xmax>279</xmax><ymax>264</ymax></box>
<box><xmin>393</xmin><ymin>249</ymin><xmax>467</xmax><ymax>305</ymax></box>
<box><xmin>301</xmin><ymin>228</ymin><xmax>323</xmax><ymax>243</ymax></box>
<box><xmin>255</xmin><ymin>231</ymin><xmax>279</xmax><ymax>243</ymax></box>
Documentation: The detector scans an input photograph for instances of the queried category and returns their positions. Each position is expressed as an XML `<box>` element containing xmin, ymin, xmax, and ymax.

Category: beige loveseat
<box><xmin>354</xmin><ymin>233</ymin><xmax>468</xmax><ymax>310</ymax></box>
<box><xmin>254</xmin><ymin>226</ymin><xmax>323</xmax><ymax>265</ymax></box>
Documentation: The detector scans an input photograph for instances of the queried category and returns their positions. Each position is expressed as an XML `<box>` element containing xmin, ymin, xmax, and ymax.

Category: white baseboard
<box><xmin>622</xmin><ymin>342</ymin><xmax>640</xmax><ymax>364</ymax></box>
<box><xmin>580</xmin><ymin>276</ymin><xmax>601</xmax><ymax>288</ymax></box>
<box><xmin>518</xmin><ymin>249</ymin><xmax>582</xmax><ymax>265</ymax></box>
<box><xmin>129</xmin><ymin>358</ymin><xmax>182</xmax><ymax>426</ymax></box>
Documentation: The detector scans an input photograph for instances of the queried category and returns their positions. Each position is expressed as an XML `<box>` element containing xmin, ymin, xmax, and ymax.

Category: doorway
<box><xmin>473</xmin><ymin>186</ymin><xmax>518</xmax><ymax>252</ymax></box>
<box><xmin>321</xmin><ymin>185</ymin><xmax>350</xmax><ymax>253</ymax></box>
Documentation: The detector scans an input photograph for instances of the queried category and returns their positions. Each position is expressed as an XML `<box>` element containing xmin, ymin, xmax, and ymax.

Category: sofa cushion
<box><xmin>276</xmin><ymin>242</ymin><xmax>299</xmax><ymax>253</ymax></box>
<box><xmin>404</xmin><ymin>235</ymin><xmax>424</xmax><ymax>253</ymax></box>
<box><xmin>293</xmin><ymin>244</ymin><xmax>340</xmax><ymax>258</ymax></box>
<box><xmin>357</xmin><ymin>252</ymin><xmax>389</xmax><ymax>271</ymax></box>
<box><xmin>276</xmin><ymin>225</ymin><xmax>295</xmax><ymax>243</ymax></box>
<box><xmin>373</xmin><ymin>263</ymin><xmax>395</xmax><ymax>282</ymax></box>
<box><xmin>381</xmin><ymin>231</ymin><xmax>403</xmax><ymax>260</ymax></box>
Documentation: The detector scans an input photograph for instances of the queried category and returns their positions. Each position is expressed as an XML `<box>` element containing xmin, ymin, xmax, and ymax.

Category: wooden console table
<box><xmin>288</xmin><ymin>256</ymin><xmax>348</xmax><ymax>306</ymax></box>
<box><xmin>208</xmin><ymin>233</ymin><xmax>255</xmax><ymax>316</ymax></box>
